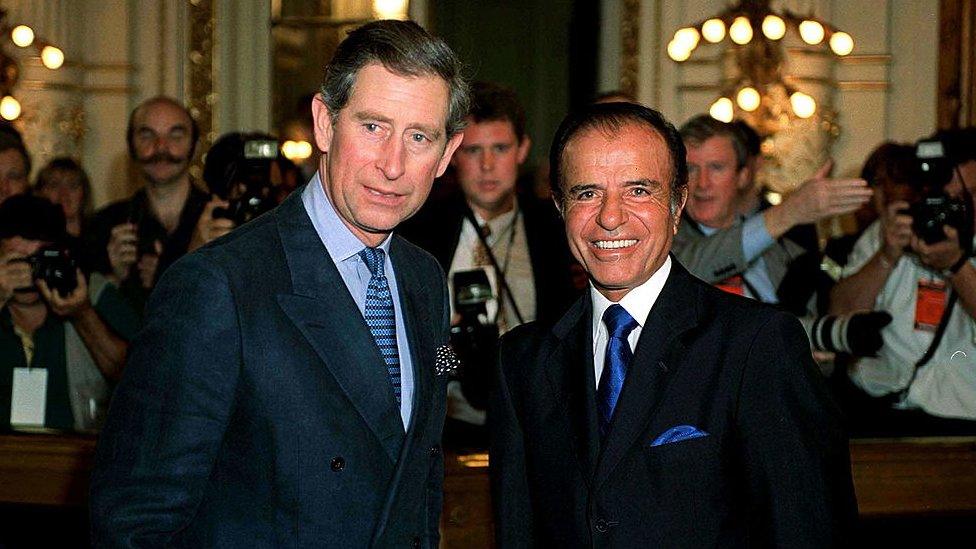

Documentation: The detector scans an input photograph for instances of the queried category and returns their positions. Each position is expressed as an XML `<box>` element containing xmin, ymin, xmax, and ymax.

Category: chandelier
<box><xmin>668</xmin><ymin>0</ymin><xmax>854</xmax><ymax>125</ymax></box>
<box><xmin>0</xmin><ymin>8</ymin><xmax>65</xmax><ymax>121</ymax></box>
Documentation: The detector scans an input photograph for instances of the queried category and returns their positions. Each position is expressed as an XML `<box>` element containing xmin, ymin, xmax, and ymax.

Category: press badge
<box><xmin>915</xmin><ymin>277</ymin><xmax>948</xmax><ymax>332</ymax></box>
<box><xmin>10</xmin><ymin>367</ymin><xmax>47</xmax><ymax>427</ymax></box>
<box><xmin>716</xmin><ymin>275</ymin><xmax>745</xmax><ymax>296</ymax></box>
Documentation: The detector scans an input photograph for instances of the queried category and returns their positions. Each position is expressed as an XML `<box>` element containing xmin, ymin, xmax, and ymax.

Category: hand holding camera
<box><xmin>189</xmin><ymin>197</ymin><xmax>236</xmax><ymax>252</ymax></box>
<box><xmin>879</xmin><ymin>200</ymin><xmax>913</xmax><ymax>263</ymax></box>
<box><xmin>0</xmin><ymin>249</ymin><xmax>32</xmax><ymax>307</ymax></box>
<box><xmin>107</xmin><ymin>222</ymin><xmax>139</xmax><ymax>283</ymax></box>
<box><xmin>37</xmin><ymin>267</ymin><xmax>91</xmax><ymax>318</ymax></box>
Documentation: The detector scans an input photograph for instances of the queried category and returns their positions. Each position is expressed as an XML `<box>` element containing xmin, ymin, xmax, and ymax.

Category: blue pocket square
<box><xmin>650</xmin><ymin>425</ymin><xmax>709</xmax><ymax>447</ymax></box>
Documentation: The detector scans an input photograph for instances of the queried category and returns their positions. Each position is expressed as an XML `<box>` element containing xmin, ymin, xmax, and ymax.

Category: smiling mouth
<box><xmin>593</xmin><ymin>239</ymin><xmax>637</xmax><ymax>249</ymax></box>
<box><xmin>365</xmin><ymin>186</ymin><xmax>403</xmax><ymax>199</ymax></box>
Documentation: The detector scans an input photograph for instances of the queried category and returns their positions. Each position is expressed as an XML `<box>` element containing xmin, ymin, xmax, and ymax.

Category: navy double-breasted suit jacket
<box><xmin>90</xmin><ymin>186</ymin><xmax>451</xmax><ymax>548</ymax></box>
<box><xmin>489</xmin><ymin>259</ymin><xmax>858</xmax><ymax>548</ymax></box>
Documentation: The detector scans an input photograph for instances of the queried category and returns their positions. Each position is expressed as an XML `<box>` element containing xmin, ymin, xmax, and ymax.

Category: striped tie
<box><xmin>359</xmin><ymin>247</ymin><xmax>401</xmax><ymax>402</ymax></box>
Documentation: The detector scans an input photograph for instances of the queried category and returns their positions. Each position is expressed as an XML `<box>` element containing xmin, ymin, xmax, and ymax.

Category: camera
<box><xmin>205</xmin><ymin>134</ymin><xmax>281</xmax><ymax>226</ymax></box>
<box><xmin>27</xmin><ymin>245</ymin><xmax>78</xmax><ymax>296</ymax></box>
<box><xmin>908</xmin><ymin>138</ymin><xmax>973</xmax><ymax>244</ymax></box>
<box><xmin>450</xmin><ymin>269</ymin><xmax>499</xmax><ymax>410</ymax></box>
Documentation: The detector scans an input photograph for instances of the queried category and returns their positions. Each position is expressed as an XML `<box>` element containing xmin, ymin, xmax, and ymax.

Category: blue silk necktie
<box><xmin>597</xmin><ymin>304</ymin><xmax>638</xmax><ymax>438</ymax></box>
<box><xmin>359</xmin><ymin>247</ymin><xmax>401</xmax><ymax>402</ymax></box>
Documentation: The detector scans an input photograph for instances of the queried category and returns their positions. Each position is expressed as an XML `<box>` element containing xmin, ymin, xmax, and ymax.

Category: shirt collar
<box><xmin>590</xmin><ymin>255</ymin><xmax>672</xmax><ymax>338</ymax></box>
<box><xmin>302</xmin><ymin>172</ymin><xmax>392</xmax><ymax>263</ymax></box>
<box><xmin>470</xmin><ymin>197</ymin><xmax>519</xmax><ymax>237</ymax></box>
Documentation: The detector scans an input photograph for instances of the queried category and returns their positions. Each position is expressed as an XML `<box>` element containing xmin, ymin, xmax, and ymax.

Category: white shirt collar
<box><xmin>590</xmin><ymin>255</ymin><xmax>672</xmax><ymax>340</ymax></box>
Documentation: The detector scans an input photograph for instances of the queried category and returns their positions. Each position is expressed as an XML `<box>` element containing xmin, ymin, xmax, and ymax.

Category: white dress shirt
<box><xmin>590</xmin><ymin>256</ymin><xmax>672</xmax><ymax>388</ymax></box>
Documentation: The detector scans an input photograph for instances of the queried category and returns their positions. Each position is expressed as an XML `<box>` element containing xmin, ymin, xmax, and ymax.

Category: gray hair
<box><xmin>319</xmin><ymin>20</ymin><xmax>470</xmax><ymax>139</ymax></box>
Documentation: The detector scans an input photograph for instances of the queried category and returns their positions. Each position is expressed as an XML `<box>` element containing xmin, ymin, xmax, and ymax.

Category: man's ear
<box><xmin>551</xmin><ymin>194</ymin><xmax>564</xmax><ymax>218</ymax></box>
<box><xmin>516</xmin><ymin>135</ymin><xmax>532</xmax><ymax>165</ymax></box>
<box><xmin>310</xmin><ymin>95</ymin><xmax>334</xmax><ymax>154</ymax></box>
<box><xmin>436</xmin><ymin>131</ymin><xmax>465</xmax><ymax>178</ymax></box>
<box><xmin>672</xmin><ymin>186</ymin><xmax>689</xmax><ymax>234</ymax></box>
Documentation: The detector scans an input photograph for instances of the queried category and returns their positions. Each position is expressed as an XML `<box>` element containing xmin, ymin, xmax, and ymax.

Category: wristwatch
<box><xmin>944</xmin><ymin>254</ymin><xmax>971</xmax><ymax>277</ymax></box>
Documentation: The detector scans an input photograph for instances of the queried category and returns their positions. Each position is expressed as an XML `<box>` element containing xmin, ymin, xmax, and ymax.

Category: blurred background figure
<box><xmin>0</xmin><ymin>127</ymin><xmax>30</xmax><ymax>206</ymax></box>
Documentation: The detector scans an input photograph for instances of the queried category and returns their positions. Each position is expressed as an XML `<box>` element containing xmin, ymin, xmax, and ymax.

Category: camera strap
<box><xmin>463</xmin><ymin>207</ymin><xmax>525</xmax><ymax>326</ymax></box>
<box><xmin>895</xmin><ymin>289</ymin><xmax>958</xmax><ymax>401</ymax></box>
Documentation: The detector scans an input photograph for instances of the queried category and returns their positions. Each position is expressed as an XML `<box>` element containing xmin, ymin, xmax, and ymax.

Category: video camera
<box><xmin>204</xmin><ymin>134</ymin><xmax>281</xmax><ymax>226</ymax></box>
<box><xmin>909</xmin><ymin>138</ymin><xmax>972</xmax><ymax>245</ymax></box>
<box><xmin>450</xmin><ymin>269</ymin><xmax>499</xmax><ymax>410</ymax></box>
<box><xmin>26</xmin><ymin>245</ymin><xmax>78</xmax><ymax>296</ymax></box>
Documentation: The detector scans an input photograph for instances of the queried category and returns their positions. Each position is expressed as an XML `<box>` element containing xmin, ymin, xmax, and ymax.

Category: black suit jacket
<box><xmin>90</xmin><ymin>186</ymin><xmax>451</xmax><ymax>548</ymax></box>
<box><xmin>398</xmin><ymin>190</ymin><xmax>577</xmax><ymax>325</ymax></box>
<box><xmin>489</xmin><ymin>259</ymin><xmax>857</xmax><ymax>548</ymax></box>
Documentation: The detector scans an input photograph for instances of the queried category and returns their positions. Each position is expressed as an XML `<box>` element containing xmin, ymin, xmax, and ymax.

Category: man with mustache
<box><xmin>87</xmin><ymin>97</ymin><xmax>209</xmax><ymax>311</ymax></box>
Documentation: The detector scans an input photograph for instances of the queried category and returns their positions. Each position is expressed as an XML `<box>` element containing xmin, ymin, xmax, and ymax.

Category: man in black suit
<box><xmin>400</xmin><ymin>82</ymin><xmax>576</xmax><ymax>447</ymax></box>
<box><xmin>489</xmin><ymin>103</ymin><xmax>857</xmax><ymax>547</ymax></box>
<box><xmin>90</xmin><ymin>20</ymin><xmax>467</xmax><ymax>547</ymax></box>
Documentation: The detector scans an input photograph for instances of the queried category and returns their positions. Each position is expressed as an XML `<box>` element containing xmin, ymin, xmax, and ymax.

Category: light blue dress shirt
<box><xmin>301</xmin><ymin>175</ymin><xmax>415</xmax><ymax>429</ymax></box>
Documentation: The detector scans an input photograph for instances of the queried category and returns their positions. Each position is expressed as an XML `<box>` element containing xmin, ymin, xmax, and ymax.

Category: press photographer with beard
<box><xmin>830</xmin><ymin>129</ymin><xmax>976</xmax><ymax>430</ymax></box>
<box><xmin>88</xmin><ymin>96</ymin><xmax>209</xmax><ymax>312</ymax></box>
<box><xmin>0</xmin><ymin>195</ymin><xmax>138</xmax><ymax>432</ymax></box>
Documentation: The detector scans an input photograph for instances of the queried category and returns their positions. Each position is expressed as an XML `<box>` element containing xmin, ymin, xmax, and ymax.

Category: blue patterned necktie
<box><xmin>597</xmin><ymin>304</ymin><xmax>638</xmax><ymax>438</ymax></box>
<box><xmin>359</xmin><ymin>247</ymin><xmax>401</xmax><ymax>403</ymax></box>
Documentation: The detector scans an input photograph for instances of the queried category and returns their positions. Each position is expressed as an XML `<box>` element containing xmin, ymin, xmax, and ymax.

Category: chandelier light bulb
<box><xmin>761</xmin><ymin>15</ymin><xmax>786</xmax><ymax>40</ymax></box>
<box><xmin>709</xmin><ymin>97</ymin><xmax>735</xmax><ymax>122</ymax></box>
<box><xmin>373</xmin><ymin>0</ymin><xmax>409</xmax><ymax>20</ymax></box>
<box><xmin>0</xmin><ymin>96</ymin><xmax>21</xmax><ymax>121</ymax></box>
<box><xmin>701</xmin><ymin>18</ymin><xmax>726</xmax><ymax>43</ymax></box>
<box><xmin>799</xmin><ymin>20</ymin><xmax>825</xmax><ymax>45</ymax></box>
<box><xmin>11</xmin><ymin>25</ymin><xmax>35</xmax><ymax>47</ymax></box>
<box><xmin>667</xmin><ymin>40</ymin><xmax>692</xmax><ymax>62</ymax></box>
<box><xmin>729</xmin><ymin>16</ymin><xmax>753</xmax><ymax>45</ymax></box>
<box><xmin>736</xmin><ymin>87</ymin><xmax>761</xmax><ymax>112</ymax></box>
<box><xmin>674</xmin><ymin>27</ymin><xmax>701</xmax><ymax>52</ymax></box>
<box><xmin>790</xmin><ymin>92</ymin><xmax>817</xmax><ymax>118</ymax></box>
<box><xmin>829</xmin><ymin>31</ymin><xmax>854</xmax><ymax>56</ymax></box>
<box><xmin>41</xmin><ymin>46</ymin><xmax>65</xmax><ymax>69</ymax></box>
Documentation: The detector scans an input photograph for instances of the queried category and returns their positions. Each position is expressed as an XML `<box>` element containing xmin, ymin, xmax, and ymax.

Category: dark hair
<box><xmin>549</xmin><ymin>102</ymin><xmax>688</xmax><ymax>213</ymax></box>
<box><xmin>126</xmin><ymin>96</ymin><xmax>200</xmax><ymax>159</ymax></box>
<box><xmin>468</xmin><ymin>81</ymin><xmax>527</xmax><ymax>141</ymax></box>
<box><xmin>679</xmin><ymin>114</ymin><xmax>750</xmax><ymax>170</ymax></box>
<box><xmin>33</xmin><ymin>157</ymin><xmax>93</xmax><ymax>218</ymax></box>
<box><xmin>732</xmin><ymin>120</ymin><xmax>761</xmax><ymax>158</ymax></box>
<box><xmin>0</xmin><ymin>130</ymin><xmax>31</xmax><ymax>176</ymax></box>
<box><xmin>933</xmin><ymin>126</ymin><xmax>976</xmax><ymax>167</ymax></box>
<box><xmin>0</xmin><ymin>194</ymin><xmax>67</xmax><ymax>243</ymax></box>
<box><xmin>319</xmin><ymin>19</ymin><xmax>469</xmax><ymax>138</ymax></box>
<box><xmin>860</xmin><ymin>142</ymin><xmax>915</xmax><ymax>188</ymax></box>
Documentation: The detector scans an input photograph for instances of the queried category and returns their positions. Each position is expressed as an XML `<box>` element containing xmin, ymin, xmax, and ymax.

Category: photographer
<box><xmin>190</xmin><ymin>132</ymin><xmax>300</xmax><ymax>252</ymax></box>
<box><xmin>0</xmin><ymin>195</ymin><xmax>139</xmax><ymax>432</ymax></box>
<box><xmin>88</xmin><ymin>97</ymin><xmax>209</xmax><ymax>313</ymax></box>
<box><xmin>831</xmin><ymin>129</ymin><xmax>976</xmax><ymax>430</ymax></box>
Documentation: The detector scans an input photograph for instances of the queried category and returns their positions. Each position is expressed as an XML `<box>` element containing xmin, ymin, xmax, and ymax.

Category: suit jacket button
<box><xmin>429</xmin><ymin>444</ymin><xmax>441</xmax><ymax>456</ymax></box>
<box><xmin>330</xmin><ymin>456</ymin><xmax>345</xmax><ymax>471</ymax></box>
<box><xmin>594</xmin><ymin>518</ymin><xmax>609</xmax><ymax>533</ymax></box>
<box><xmin>412</xmin><ymin>536</ymin><xmax>422</xmax><ymax>548</ymax></box>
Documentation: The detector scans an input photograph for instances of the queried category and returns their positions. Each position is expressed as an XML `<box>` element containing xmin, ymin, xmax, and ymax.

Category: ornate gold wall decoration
<box><xmin>186</xmin><ymin>0</ymin><xmax>215</xmax><ymax>182</ymax></box>
<box><xmin>620</xmin><ymin>0</ymin><xmax>640</xmax><ymax>98</ymax></box>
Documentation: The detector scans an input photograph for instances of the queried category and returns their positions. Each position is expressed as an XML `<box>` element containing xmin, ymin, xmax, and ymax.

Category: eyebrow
<box><xmin>566</xmin><ymin>183</ymin><xmax>600</xmax><ymax>196</ymax></box>
<box><xmin>353</xmin><ymin>110</ymin><xmax>443</xmax><ymax>140</ymax></box>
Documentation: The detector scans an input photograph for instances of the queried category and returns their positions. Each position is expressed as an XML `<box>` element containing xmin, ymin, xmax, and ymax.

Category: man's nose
<box><xmin>480</xmin><ymin>150</ymin><xmax>495</xmax><ymax>172</ymax></box>
<box><xmin>597</xmin><ymin>193</ymin><xmax>626</xmax><ymax>231</ymax></box>
<box><xmin>378</xmin><ymin>137</ymin><xmax>406</xmax><ymax>180</ymax></box>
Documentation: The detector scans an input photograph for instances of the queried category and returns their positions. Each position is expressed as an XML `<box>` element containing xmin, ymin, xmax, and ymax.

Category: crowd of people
<box><xmin>0</xmin><ymin>17</ymin><xmax>971</xmax><ymax>547</ymax></box>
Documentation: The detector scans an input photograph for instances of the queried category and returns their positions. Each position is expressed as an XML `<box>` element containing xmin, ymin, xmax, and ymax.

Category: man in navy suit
<box><xmin>91</xmin><ymin>20</ymin><xmax>467</xmax><ymax>547</ymax></box>
<box><xmin>489</xmin><ymin>103</ymin><xmax>858</xmax><ymax>547</ymax></box>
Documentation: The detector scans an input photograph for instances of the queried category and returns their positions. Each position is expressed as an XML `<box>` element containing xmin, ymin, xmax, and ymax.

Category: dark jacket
<box><xmin>489</xmin><ymin>259</ymin><xmax>857</xmax><ymax>548</ymax></box>
<box><xmin>90</xmin><ymin>186</ymin><xmax>451</xmax><ymax>548</ymax></box>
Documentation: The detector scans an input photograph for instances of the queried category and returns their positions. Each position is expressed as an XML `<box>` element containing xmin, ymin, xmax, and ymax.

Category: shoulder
<box><xmin>398</xmin><ymin>193</ymin><xmax>465</xmax><ymax>240</ymax></box>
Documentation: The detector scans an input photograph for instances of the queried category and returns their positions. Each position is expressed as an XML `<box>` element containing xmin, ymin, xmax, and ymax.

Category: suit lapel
<box><xmin>274</xmin><ymin>190</ymin><xmax>404</xmax><ymax>464</ymax></box>
<box><xmin>593</xmin><ymin>261</ymin><xmax>702</xmax><ymax>492</ymax></box>
<box><xmin>546</xmin><ymin>298</ymin><xmax>600</xmax><ymax>480</ymax></box>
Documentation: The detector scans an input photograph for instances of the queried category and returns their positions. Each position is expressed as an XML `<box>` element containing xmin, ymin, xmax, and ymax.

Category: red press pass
<box><xmin>915</xmin><ymin>277</ymin><xmax>948</xmax><ymax>332</ymax></box>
